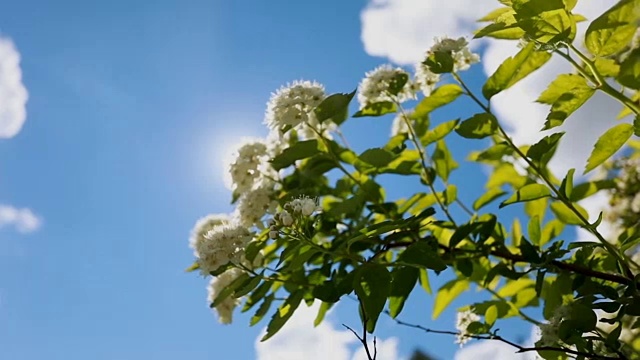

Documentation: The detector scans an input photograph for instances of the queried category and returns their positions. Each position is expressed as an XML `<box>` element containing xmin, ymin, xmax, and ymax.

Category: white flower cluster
<box><xmin>455</xmin><ymin>309</ymin><xmax>480</xmax><ymax>347</ymax></box>
<box><xmin>264</xmin><ymin>80</ymin><xmax>332</xmax><ymax>140</ymax></box>
<box><xmin>189</xmin><ymin>213</ymin><xmax>230</xmax><ymax>255</ymax></box>
<box><xmin>207</xmin><ymin>268</ymin><xmax>243</xmax><ymax>324</ymax></box>
<box><xmin>229</xmin><ymin>139</ymin><xmax>270</xmax><ymax>193</ymax></box>
<box><xmin>235</xmin><ymin>180</ymin><xmax>279</xmax><ymax>228</ymax></box>
<box><xmin>193</xmin><ymin>222</ymin><xmax>253</xmax><ymax>276</ymax></box>
<box><xmin>537</xmin><ymin>305</ymin><xmax>570</xmax><ymax>347</ymax></box>
<box><xmin>357</xmin><ymin>65</ymin><xmax>415</xmax><ymax>109</ymax></box>
<box><xmin>428</xmin><ymin>36</ymin><xmax>480</xmax><ymax>72</ymax></box>
<box><xmin>268</xmin><ymin>196</ymin><xmax>322</xmax><ymax>239</ymax></box>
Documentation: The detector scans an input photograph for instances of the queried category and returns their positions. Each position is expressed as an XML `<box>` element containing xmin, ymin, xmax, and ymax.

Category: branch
<box><xmin>389</xmin><ymin>313</ymin><xmax>624</xmax><ymax>360</ymax></box>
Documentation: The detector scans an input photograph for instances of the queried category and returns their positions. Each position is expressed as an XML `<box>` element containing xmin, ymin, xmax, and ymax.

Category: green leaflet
<box><xmin>413</xmin><ymin>85</ymin><xmax>463</xmax><ymax>119</ymax></box>
<box><xmin>585</xmin><ymin>0</ymin><xmax>640</xmax><ymax>56</ymax></box>
<box><xmin>483</xmin><ymin>42</ymin><xmax>552</xmax><ymax>99</ymax></box>
<box><xmin>584</xmin><ymin>123</ymin><xmax>633</xmax><ymax>174</ymax></box>
<box><xmin>500</xmin><ymin>184</ymin><xmax>551</xmax><ymax>208</ymax></box>
<box><xmin>353</xmin><ymin>263</ymin><xmax>392</xmax><ymax>333</ymax></box>
<box><xmin>537</xmin><ymin>74</ymin><xmax>594</xmax><ymax>130</ymax></box>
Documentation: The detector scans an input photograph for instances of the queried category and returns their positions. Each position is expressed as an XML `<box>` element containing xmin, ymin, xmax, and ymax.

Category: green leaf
<box><xmin>353</xmin><ymin>102</ymin><xmax>397</xmax><ymax>117</ymax></box>
<box><xmin>413</xmin><ymin>85</ymin><xmax>463</xmax><ymax>119</ymax></box>
<box><xmin>261</xmin><ymin>290</ymin><xmax>304</xmax><ymax>341</ymax></box>
<box><xmin>559</xmin><ymin>168</ymin><xmax>575</xmax><ymax>199</ymax></box>
<box><xmin>353</xmin><ymin>264</ymin><xmax>392</xmax><ymax>333</ymax></box>
<box><xmin>528</xmin><ymin>215</ymin><xmax>541</xmax><ymax>245</ymax></box>
<box><xmin>314</xmin><ymin>90</ymin><xmax>356</xmax><ymax>125</ymax></box>
<box><xmin>550</xmin><ymin>201</ymin><xmax>589</xmax><ymax>225</ymax></box>
<box><xmin>478</xmin><ymin>7</ymin><xmax>513</xmax><ymax>22</ymax></box>
<box><xmin>584</xmin><ymin>123</ymin><xmax>633</xmax><ymax>174</ymax></box>
<box><xmin>474</xmin><ymin>9</ymin><xmax>525</xmax><ymax>40</ymax></box>
<box><xmin>399</xmin><ymin>242</ymin><xmax>447</xmax><ymax>273</ymax></box>
<box><xmin>512</xmin><ymin>0</ymin><xmax>576</xmax><ymax>44</ymax></box>
<box><xmin>251</xmin><ymin>294</ymin><xmax>274</xmax><ymax>326</ymax></box>
<box><xmin>585</xmin><ymin>0</ymin><xmax>640</xmax><ymax>56</ymax></box>
<box><xmin>211</xmin><ymin>273</ymin><xmax>251</xmax><ymax>308</ymax></box>
<box><xmin>568</xmin><ymin>303</ymin><xmax>597</xmax><ymax>332</ymax></box>
<box><xmin>388</xmin><ymin>266</ymin><xmax>419</xmax><ymax>318</ymax></box>
<box><xmin>594</xmin><ymin>58</ymin><xmax>621</xmax><ymax>78</ymax></box>
<box><xmin>314</xmin><ymin>302</ymin><xmax>332</xmax><ymax>327</ymax></box>
<box><xmin>483</xmin><ymin>42</ymin><xmax>552</xmax><ymax>99</ymax></box>
<box><xmin>473</xmin><ymin>187</ymin><xmax>507</xmax><ymax>210</ymax></box>
<box><xmin>433</xmin><ymin>279</ymin><xmax>470</xmax><ymax>319</ymax></box>
<box><xmin>185</xmin><ymin>261</ymin><xmax>199</xmax><ymax>272</ymax></box>
<box><xmin>358</xmin><ymin>148</ymin><xmax>397</xmax><ymax>168</ymax></box>
<box><xmin>485</xmin><ymin>305</ymin><xmax>498</xmax><ymax>326</ymax></box>
<box><xmin>233</xmin><ymin>276</ymin><xmax>262</xmax><ymax>298</ymax></box>
<box><xmin>312</xmin><ymin>281</ymin><xmax>341</xmax><ymax>303</ymax></box>
<box><xmin>569</xmin><ymin>180</ymin><xmax>616</xmax><ymax>201</ymax></box>
<box><xmin>455</xmin><ymin>113</ymin><xmax>498</xmax><ymax>139</ymax></box>
<box><xmin>433</xmin><ymin>140</ymin><xmax>458</xmax><ymax>181</ymax></box>
<box><xmin>540</xmin><ymin>219</ymin><xmax>564</xmax><ymax>246</ymax></box>
<box><xmin>618</xmin><ymin>48</ymin><xmax>640</xmax><ymax>90</ymax></box>
<box><xmin>421</xmin><ymin>119</ymin><xmax>460</xmax><ymax>145</ymax></box>
<box><xmin>500</xmin><ymin>183</ymin><xmax>551</xmax><ymax>208</ymax></box>
<box><xmin>388</xmin><ymin>72</ymin><xmax>410</xmax><ymax>96</ymax></box>
<box><xmin>424</xmin><ymin>51</ymin><xmax>455</xmax><ymax>73</ymax></box>
<box><xmin>419</xmin><ymin>268</ymin><xmax>432</xmax><ymax>295</ymax></box>
<box><xmin>537</xmin><ymin>75</ymin><xmax>594</xmax><ymax>130</ymax></box>
<box><xmin>271</xmin><ymin>140</ymin><xmax>320</xmax><ymax>170</ymax></box>
<box><xmin>635</xmin><ymin>115</ymin><xmax>640</xmax><ymax>137</ymax></box>
<box><xmin>526</xmin><ymin>132</ymin><xmax>564</xmax><ymax>166</ymax></box>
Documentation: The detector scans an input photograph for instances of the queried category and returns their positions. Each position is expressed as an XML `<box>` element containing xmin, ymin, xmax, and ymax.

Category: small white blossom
<box><xmin>287</xmin><ymin>196</ymin><xmax>321</xmax><ymax>216</ymax></box>
<box><xmin>269</xmin><ymin>230</ymin><xmax>279</xmax><ymax>239</ymax></box>
<box><xmin>235</xmin><ymin>181</ymin><xmax>278</xmax><ymax>228</ymax></box>
<box><xmin>357</xmin><ymin>65</ymin><xmax>415</xmax><ymax>109</ymax></box>
<box><xmin>537</xmin><ymin>323</ymin><xmax>560</xmax><ymax>347</ymax></box>
<box><xmin>207</xmin><ymin>268</ymin><xmax>243</xmax><ymax>324</ymax></box>
<box><xmin>453</xmin><ymin>47</ymin><xmax>480</xmax><ymax>72</ymax></box>
<box><xmin>431</xmin><ymin>37</ymin><xmax>468</xmax><ymax>53</ymax></box>
<box><xmin>189</xmin><ymin>214</ymin><xmax>231</xmax><ymax>256</ymax></box>
<box><xmin>426</xmin><ymin>36</ymin><xmax>480</xmax><ymax>73</ymax></box>
<box><xmin>414</xmin><ymin>62</ymin><xmax>440</xmax><ymax>97</ymax></box>
<box><xmin>279</xmin><ymin>210</ymin><xmax>294</xmax><ymax>227</ymax></box>
<box><xmin>265</xmin><ymin>80</ymin><xmax>326</xmax><ymax>133</ymax></box>
<box><xmin>455</xmin><ymin>310</ymin><xmax>480</xmax><ymax>347</ymax></box>
<box><xmin>195</xmin><ymin>223</ymin><xmax>253</xmax><ymax>276</ymax></box>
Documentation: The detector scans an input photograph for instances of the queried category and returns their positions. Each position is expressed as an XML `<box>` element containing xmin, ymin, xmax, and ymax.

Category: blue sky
<box><xmin>0</xmin><ymin>0</ymin><xmax>622</xmax><ymax>359</ymax></box>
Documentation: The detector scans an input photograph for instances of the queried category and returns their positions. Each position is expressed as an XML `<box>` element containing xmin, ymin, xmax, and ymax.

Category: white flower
<box><xmin>194</xmin><ymin>223</ymin><xmax>253</xmax><ymax>276</ymax></box>
<box><xmin>357</xmin><ymin>65</ymin><xmax>415</xmax><ymax>109</ymax></box>
<box><xmin>431</xmin><ymin>36</ymin><xmax>468</xmax><ymax>53</ymax></box>
<box><xmin>279</xmin><ymin>210</ymin><xmax>294</xmax><ymax>227</ymax></box>
<box><xmin>189</xmin><ymin>213</ymin><xmax>231</xmax><ymax>256</ymax></box>
<box><xmin>426</xmin><ymin>36</ymin><xmax>480</xmax><ymax>73</ymax></box>
<box><xmin>454</xmin><ymin>47</ymin><xmax>480</xmax><ymax>72</ymax></box>
<box><xmin>414</xmin><ymin>62</ymin><xmax>440</xmax><ymax>97</ymax></box>
<box><xmin>455</xmin><ymin>310</ymin><xmax>480</xmax><ymax>347</ymax></box>
<box><xmin>265</xmin><ymin>80</ymin><xmax>325</xmax><ymax>133</ymax></box>
<box><xmin>207</xmin><ymin>268</ymin><xmax>243</xmax><ymax>324</ymax></box>
<box><xmin>235</xmin><ymin>181</ymin><xmax>278</xmax><ymax>228</ymax></box>
<box><xmin>287</xmin><ymin>196</ymin><xmax>320</xmax><ymax>216</ymax></box>
<box><xmin>229</xmin><ymin>139</ymin><xmax>270</xmax><ymax>193</ymax></box>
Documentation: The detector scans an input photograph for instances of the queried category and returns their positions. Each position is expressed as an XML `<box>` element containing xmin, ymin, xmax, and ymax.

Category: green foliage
<box><xmin>190</xmin><ymin>3</ymin><xmax>640</xmax><ymax>358</ymax></box>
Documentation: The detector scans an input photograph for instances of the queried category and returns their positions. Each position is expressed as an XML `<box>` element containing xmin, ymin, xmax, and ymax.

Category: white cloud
<box><xmin>0</xmin><ymin>205</ymin><xmax>41</xmax><ymax>233</ymax></box>
<box><xmin>255</xmin><ymin>302</ymin><xmax>402</xmax><ymax>360</ymax></box>
<box><xmin>0</xmin><ymin>35</ymin><xmax>28</xmax><ymax>139</ymax></box>
<box><xmin>360</xmin><ymin>1</ymin><xmax>624</xmax><ymax>176</ymax></box>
